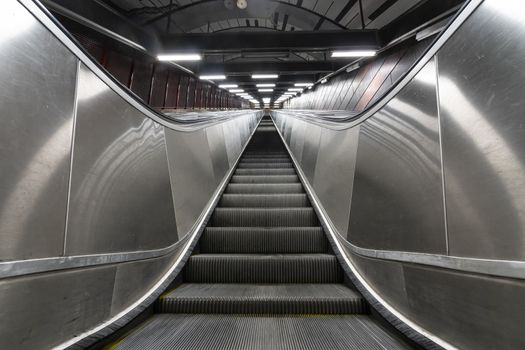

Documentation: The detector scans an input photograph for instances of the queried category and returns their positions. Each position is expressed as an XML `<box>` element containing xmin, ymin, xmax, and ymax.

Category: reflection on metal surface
<box><xmin>438</xmin><ymin>0</ymin><xmax>525</xmax><ymax>260</ymax></box>
<box><xmin>350</xmin><ymin>59</ymin><xmax>447</xmax><ymax>253</ymax></box>
<box><xmin>0</xmin><ymin>0</ymin><xmax>77</xmax><ymax>261</ymax></box>
<box><xmin>66</xmin><ymin>65</ymin><xmax>178</xmax><ymax>254</ymax></box>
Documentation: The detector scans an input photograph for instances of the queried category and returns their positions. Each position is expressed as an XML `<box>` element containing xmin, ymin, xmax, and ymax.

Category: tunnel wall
<box><xmin>283</xmin><ymin>37</ymin><xmax>432</xmax><ymax>112</ymax></box>
<box><xmin>0</xmin><ymin>1</ymin><xmax>261</xmax><ymax>349</ymax></box>
<box><xmin>57</xmin><ymin>16</ymin><xmax>244</xmax><ymax>110</ymax></box>
<box><xmin>274</xmin><ymin>0</ymin><xmax>525</xmax><ymax>349</ymax></box>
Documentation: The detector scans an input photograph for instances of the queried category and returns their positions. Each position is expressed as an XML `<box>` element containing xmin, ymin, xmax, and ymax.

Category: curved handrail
<box><xmin>276</xmin><ymin>0</ymin><xmax>483</xmax><ymax>130</ymax></box>
<box><xmin>20</xmin><ymin>0</ymin><xmax>253</xmax><ymax>132</ymax></box>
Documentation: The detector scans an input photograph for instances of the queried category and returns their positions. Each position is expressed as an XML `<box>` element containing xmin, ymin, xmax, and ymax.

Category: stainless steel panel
<box><xmin>111</xmin><ymin>253</ymin><xmax>178</xmax><ymax>315</ymax></box>
<box><xmin>313</xmin><ymin>126</ymin><xmax>360</xmax><ymax>236</ymax></box>
<box><xmin>0</xmin><ymin>0</ymin><xmax>77</xmax><ymax>260</ymax></box>
<box><xmin>66</xmin><ymin>65</ymin><xmax>177</xmax><ymax>255</ymax></box>
<box><xmin>0</xmin><ymin>265</ymin><xmax>116</xmax><ymax>349</ymax></box>
<box><xmin>349</xmin><ymin>59</ymin><xmax>447</xmax><ymax>253</ymax></box>
<box><xmin>300</xmin><ymin>124</ymin><xmax>322</xmax><ymax>184</ymax></box>
<box><xmin>438</xmin><ymin>0</ymin><xmax>525</xmax><ymax>260</ymax></box>
<box><xmin>289</xmin><ymin>119</ymin><xmax>306</xmax><ymax>162</ymax></box>
<box><xmin>222</xmin><ymin>119</ymin><xmax>242</xmax><ymax>167</ymax></box>
<box><xmin>350</xmin><ymin>251</ymin><xmax>525</xmax><ymax>350</ymax></box>
<box><xmin>206</xmin><ymin>124</ymin><xmax>230</xmax><ymax>185</ymax></box>
<box><xmin>165</xmin><ymin>127</ymin><xmax>216</xmax><ymax>238</ymax></box>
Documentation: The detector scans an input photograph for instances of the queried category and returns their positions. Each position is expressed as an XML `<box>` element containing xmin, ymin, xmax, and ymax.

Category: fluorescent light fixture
<box><xmin>346</xmin><ymin>62</ymin><xmax>361</xmax><ymax>73</ymax></box>
<box><xmin>262</xmin><ymin>98</ymin><xmax>271</xmax><ymax>103</ymax></box>
<box><xmin>256</xmin><ymin>83</ymin><xmax>276</xmax><ymax>87</ymax></box>
<box><xmin>331</xmin><ymin>50</ymin><xmax>376</xmax><ymax>58</ymax></box>
<box><xmin>308</xmin><ymin>86</ymin><xmax>313</xmax><ymax>90</ymax></box>
<box><xmin>252</xmin><ymin>74</ymin><xmax>278</xmax><ymax>79</ymax></box>
<box><xmin>258</xmin><ymin>89</ymin><xmax>273</xmax><ymax>92</ymax></box>
<box><xmin>200</xmin><ymin>75</ymin><xmax>226</xmax><ymax>80</ymax></box>
<box><xmin>321</xmin><ymin>79</ymin><xmax>328</xmax><ymax>84</ymax></box>
<box><xmin>288</xmin><ymin>88</ymin><xmax>303</xmax><ymax>92</ymax></box>
<box><xmin>229</xmin><ymin>89</ymin><xmax>244</xmax><ymax>93</ymax></box>
<box><xmin>219</xmin><ymin>84</ymin><xmax>238</xmax><ymax>88</ymax></box>
<box><xmin>157</xmin><ymin>53</ymin><xmax>201</xmax><ymax>61</ymax></box>
<box><xmin>284</xmin><ymin>92</ymin><xmax>296</xmax><ymax>95</ymax></box>
<box><xmin>294</xmin><ymin>83</ymin><xmax>313</xmax><ymax>87</ymax></box>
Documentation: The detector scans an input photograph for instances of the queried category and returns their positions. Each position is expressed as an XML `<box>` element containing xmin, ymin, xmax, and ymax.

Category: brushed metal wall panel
<box><xmin>222</xmin><ymin>119</ymin><xmax>242</xmax><ymax>167</ymax></box>
<box><xmin>0</xmin><ymin>0</ymin><xmax>77</xmax><ymax>260</ymax></box>
<box><xmin>438</xmin><ymin>1</ymin><xmax>525</xmax><ymax>260</ymax></box>
<box><xmin>313</xmin><ymin>126</ymin><xmax>360</xmax><ymax>237</ymax></box>
<box><xmin>66</xmin><ymin>65</ymin><xmax>177</xmax><ymax>255</ymax></box>
<box><xmin>349</xmin><ymin>252</ymin><xmax>525</xmax><ymax>349</ymax></box>
<box><xmin>206</xmin><ymin>124</ymin><xmax>230</xmax><ymax>185</ymax></box>
<box><xmin>300</xmin><ymin>124</ymin><xmax>323</xmax><ymax>184</ymax></box>
<box><xmin>289</xmin><ymin>119</ymin><xmax>306</xmax><ymax>162</ymax></box>
<box><xmin>0</xmin><ymin>265</ymin><xmax>116</xmax><ymax>350</ymax></box>
<box><xmin>349</xmin><ymin>59</ymin><xmax>446</xmax><ymax>253</ymax></box>
<box><xmin>165</xmin><ymin>127</ymin><xmax>216</xmax><ymax>238</ymax></box>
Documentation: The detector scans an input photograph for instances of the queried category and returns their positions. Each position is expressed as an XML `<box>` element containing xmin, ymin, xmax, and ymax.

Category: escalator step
<box><xmin>185</xmin><ymin>254</ymin><xmax>342</xmax><ymax>283</ymax></box>
<box><xmin>157</xmin><ymin>284</ymin><xmax>367</xmax><ymax>314</ymax></box>
<box><xmin>219</xmin><ymin>194</ymin><xmax>309</xmax><ymax>207</ymax></box>
<box><xmin>230</xmin><ymin>175</ymin><xmax>299</xmax><ymax>184</ymax></box>
<box><xmin>112</xmin><ymin>314</ymin><xmax>411</xmax><ymax>350</ymax></box>
<box><xmin>225</xmin><ymin>183</ymin><xmax>304</xmax><ymax>194</ymax></box>
<box><xmin>235</xmin><ymin>168</ymin><xmax>296</xmax><ymax>175</ymax></box>
<box><xmin>237</xmin><ymin>162</ymin><xmax>294</xmax><ymax>169</ymax></box>
<box><xmin>242</xmin><ymin>154</ymin><xmax>289</xmax><ymax>158</ymax></box>
<box><xmin>211</xmin><ymin>208</ymin><xmax>318</xmax><ymax>227</ymax></box>
<box><xmin>200</xmin><ymin>227</ymin><xmax>327</xmax><ymax>253</ymax></box>
<box><xmin>240</xmin><ymin>158</ymin><xmax>291</xmax><ymax>163</ymax></box>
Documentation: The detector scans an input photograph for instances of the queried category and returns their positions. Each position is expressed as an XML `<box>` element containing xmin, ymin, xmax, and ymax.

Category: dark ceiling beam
<box><xmin>198</xmin><ymin>61</ymin><xmax>344</xmax><ymax>75</ymax></box>
<box><xmin>160</xmin><ymin>30</ymin><xmax>379</xmax><ymax>52</ymax></box>
<box><xmin>142</xmin><ymin>0</ymin><xmax>348</xmax><ymax>30</ymax></box>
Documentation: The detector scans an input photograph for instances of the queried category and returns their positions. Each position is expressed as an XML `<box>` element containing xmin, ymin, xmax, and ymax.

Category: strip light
<box><xmin>258</xmin><ymin>89</ymin><xmax>273</xmax><ymax>92</ymax></box>
<box><xmin>294</xmin><ymin>83</ymin><xmax>313</xmax><ymax>87</ymax></box>
<box><xmin>229</xmin><ymin>89</ymin><xmax>244</xmax><ymax>93</ymax></box>
<box><xmin>252</xmin><ymin>74</ymin><xmax>278</xmax><ymax>79</ymax></box>
<box><xmin>219</xmin><ymin>84</ymin><xmax>238</xmax><ymax>88</ymax></box>
<box><xmin>200</xmin><ymin>75</ymin><xmax>226</xmax><ymax>80</ymax></box>
<box><xmin>288</xmin><ymin>88</ymin><xmax>303</xmax><ymax>92</ymax></box>
<box><xmin>157</xmin><ymin>53</ymin><xmax>201</xmax><ymax>61</ymax></box>
<box><xmin>256</xmin><ymin>83</ymin><xmax>276</xmax><ymax>87</ymax></box>
<box><xmin>331</xmin><ymin>50</ymin><xmax>376</xmax><ymax>58</ymax></box>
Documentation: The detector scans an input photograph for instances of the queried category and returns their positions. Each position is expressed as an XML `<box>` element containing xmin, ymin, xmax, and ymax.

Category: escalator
<box><xmin>107</xmin><ymin>116</ymin><xmax>414</xmax><ymax>349</ymax></box>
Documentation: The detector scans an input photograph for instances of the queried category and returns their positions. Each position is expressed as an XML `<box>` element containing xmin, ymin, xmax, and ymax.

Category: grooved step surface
<box><xmin>157</xmin><ymin>284</ymin><xmax>368</xmax><ymax>314</ymax></box>
<box><xmin>220</xmin><ymin>194</ymin><xmax>310</xmax><ymax>208</ymax></box>
<box><xmin>235</xmin><ymin>168</ymin><xmax>297</xmax><ymax>175</ymax></box>
<box><xmin>200</xmin><ymin>227</ymin><xmax>328</xmax><ymax>253</ymax></box>
<box><xmin>113</xmin><ymin>314</ymin><xmax>411</xmax><ymax>350</ymax></box>
<box><xmin>240</xmin><ymin>158</ymin><xmax>291</xmax><ymax>163</ymax></box>
<box><xmin>237</xmin><ymin>162</ymin><xmax>294</xmax><ymax>169</ymax></box>
<box><xmin>211</xmin><ymin>208</ymin><xmax>318</xmax><ymax>227</ymax></box>
<box><xmin>185</xmin><ymin>254</ymin><xmax>342</xmax><ymax>283</ymax></box>
<box><xmin>230</xmin><ymin>175</ymin><xmax>299</xmax><ymax>184</ymax></box>
<box><xmin>226</xmin><ymin>183</ymin><xmax>304</xmax><ymax>194</ymax></box>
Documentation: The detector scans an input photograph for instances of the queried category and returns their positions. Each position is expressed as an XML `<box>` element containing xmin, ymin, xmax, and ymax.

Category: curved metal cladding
<box><xmin>273</xmin><ymin>0</ymin><xmax>525</xmax><ymax>349</ymax></box>
<box><xmin>0</xmin><ymin>1</ymin><xmax>261</xmax><ymax>349</ymax></box>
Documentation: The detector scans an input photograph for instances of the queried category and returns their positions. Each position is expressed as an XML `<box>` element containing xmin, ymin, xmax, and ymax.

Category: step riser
<box><xmin>235</xmin><ymin>169</ymin><xmax>296</xmax><ymax>175</ymax></box>
<box><xmin>211</xmin><ymin>209</ymin><xmax>318</xmax><ymax>227</ymax></box>
<box><xmin>226</xmin><ymin>184</ymin><xmax>304</xmax><ymax>194</ymax></box>
<box><xmin>200</xmin><ymin>228</ymin><xmax>328</xmax><ymax>253</ymax></box>
<box><xmin>240</xmin><ymin>158</ymin><xmax>291</xmax><ymax>163</ymax></box>
<box><xmin>185</xmin><ymin>257</ymin><xmax>342</xmax><ymax>283</ymax></box>
<box><xmin>230</xmin><ymin>175</ymin><xmax>299</xmax><ymax>184</ymax></box>
<box><xmin>237</xmin><ymin>163</ymin><xmax>294</xmax><ymax>169</ymax></box>
<box><xmin>156</xmin><ymin>300</ymin><xmax>368</xmax><ymax>314</ymax></box>
<box><xmin>219</xmin><ymin>194</ymin><xmax>309</xmax><ymax>207</ymax></box>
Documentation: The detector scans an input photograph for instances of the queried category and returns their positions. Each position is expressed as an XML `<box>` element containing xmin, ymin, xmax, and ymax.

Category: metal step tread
<box><xmin>219</xmin><ymin>194</ymin><xmax>310</xmax><ymax>207</ymax></box>
<box><xmin>235</xmin><ymin>168</ymin><xmax>296</xmax><ymax>175</ymax></box>
<box><xmin>211</xmin><ymin>207</ymin><xmax>318</xmax><ymax>227</ymax></box>
<box><xmin>157</xmin><ymin>283</ymin><xmax>368</xmax><ymax>314</ymax></box>
<box><xmin>185</xmin><ymin>254</ymin><xmax>342</xmax><ymax>283</ymax></box>
<box><xmin>200</xmin><ymin>227</ymin><xmax>328</xmax><ymax>253</ymax></box>
<box><xmin>225</xmin><ymin>183</ymin><xmax>304</xmax><ymax>194</ymax></box>
<box><xmin>237</xmin><ymin>162</ymin><xmax>294</xmax><ymax>169</ymax></box>
<box><xmin>230</xmin><ymin>175</ymin><xmax>299</xmax><ymax>183</ymax></box>
<box><xmin>112</xmin><ymin>314</ymin><xmax>411</xmax><ymax>350</ymax></box>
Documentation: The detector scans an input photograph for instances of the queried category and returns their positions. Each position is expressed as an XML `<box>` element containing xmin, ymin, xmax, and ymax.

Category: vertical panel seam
<box><xmin>434</xmin><ymin>55</ymin><xmax>450</xmax><ymax>255</ymax></box>
<box><xmin>63</xmin><ymin>60</ymin><xmax>81</xmax><ymax>256</ymax></box>
<box><xmin>163</xmin><ymin>126</ymin><xmax>179</xmax><ymax>238</ymax></box>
